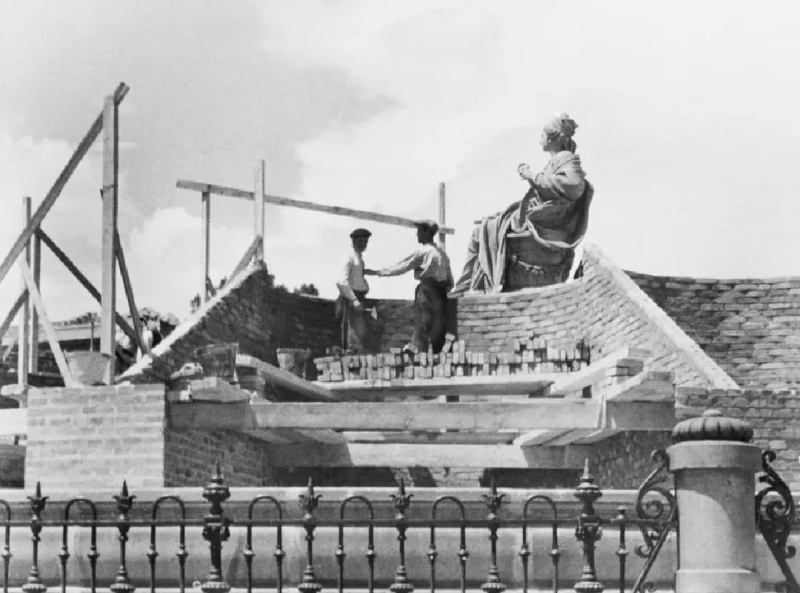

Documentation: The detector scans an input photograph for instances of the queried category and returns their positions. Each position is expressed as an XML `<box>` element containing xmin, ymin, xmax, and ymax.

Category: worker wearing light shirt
<box><xmin>366</xmin><ymin>220</ymin><xmax>453</xmax><ymax>354</ymax></box>
<box><xmin>336</xmin><ymin>228</ymin><xmax>372</xmax><ymax>353</ymax></box>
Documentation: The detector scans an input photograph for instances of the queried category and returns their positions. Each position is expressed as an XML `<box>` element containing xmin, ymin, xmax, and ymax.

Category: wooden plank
<box><xmin>18</xmin><ymin>197</ymin><xmax>31</xmax><ymax>385</ymax></box>
<box><xmin>229</xmin><ymin>236</ymin><xmax>261</xmax><ymax>281</ymax></box>
<box><xmin>524</xmin><ymin>429</ymin><xmax>597</xmax><ymax>447</ymax></box>
<box><xmin>316</xmin><ymin>373</ymin><xmax>557</xmax><ymax>399</ymax></box>
<box><xmin>201</xmin><ymin>191</ymin><xmax>211</xmax><ymax>303</ymax></box>
<box><xmin>0</xmin><ymin>83</ymin><xmax>128</xmax><ymax>288</ymax></box>
<box><xmin>100</xmin><ymin>95</ymin><xmax>119</xmax><ymax>381</ymax></box>
<box><xmin>513</xmin><ymin>429</ymin><xmax>572</xmax><ymax>447</ymax></box>
<box><xmin>18</xmin><ymin>260</ymin><xmax>76</xmax><ymax>387</ymax></box>
<box><xmin>236</xmin><ymin>354</ymin><xmax>340</xmax><ymax>402</ymax></box>
<box><xmin>254</xmin><ymin>160</ymin><xmax>265</xmax><ymax>261</ymax></box>
<box><xmin>29</xmin><ymin>229</ymin><xmax>41</xmax><ymax>372</ymax></box>
<box><xmin>266</xmin><ymin>442</ymin><xmax>588</xmax><ymax>469</ymax></box>
<box><xmin>0</xmin><ymin>292</ymin><xmax>27</xmax><ymax>343</ymax></box>
<box><xmin>36</xmin><ymin>229</ymin><xmax>138</xmax><ymax>347</ymax></box>
<box><xmin>114</xmin><ymin>233</ymin><xmax>145</xmax><ymax>353</ymax></box>
<box><xmin>0</xmin><ymin>409</ymin><xmax>27</xmax><ymax>438</ymax></box>
<box><xmin>438</xmin><ymin>182</ymin><xmax>446</xmax><ymax>250</ymax></box>
<box><xmin>343</xmin><ymin>431</ymin><xmax>520</xmax><ymax>445</ymax></box>
<box><xmin>176</xmin><ymin>179</ymin><xmax>456</xmax><ymax>235</ymax></box>
<box><xmin>546</xmin><ymin>347</ymin><xmax>653</xmax><ymax>396</ymax></box>
<box><xmin>251</xmin><ymin>400</ymin><xmax>601</xmax><ymax>431</ymax></box>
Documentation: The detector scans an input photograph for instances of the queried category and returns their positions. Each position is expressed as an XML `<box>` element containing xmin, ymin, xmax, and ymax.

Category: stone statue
<box><xmin>451</xmin><ymin>114</ymin><xmax>593</xmax><ymax>295</ymax></box>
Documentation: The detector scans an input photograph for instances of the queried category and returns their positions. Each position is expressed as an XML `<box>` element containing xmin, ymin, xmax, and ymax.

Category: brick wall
<box><xmin>453</xmin><ymin>246</ymin><xmax>736</xmax><ymax>389</ymax></box>
<box><xmin>0</xmin><ymin>443</ymin><xmax>25</xmax><ymax>487</ymax></box>
<box><xmin>25</xmin><ymin>383</ymin><xmax>167</xmax><ymax>490</ymax></box>
<box><xmin>454</xmin><ymin>282</ymin><xmax>586</xmax><ymax>354</ymax></box>
<box><xmin>164</xmin><ymin>429</ymin><xmax>273</xmax><ymax>487</ymax></box>
<box><xmin>591</xmin><ymin>431</ymin><xmax>674</xmax><ymax>489</ymax></box>
<box><xmin>676</xmin><ymin>387</ymin><xmax>800</xmax><ymax>489</ymax></box>
<box><xmin>123</xmin><ymin>264</ymin><xmax>341</xmax><ymax>383</ymax></box>
<box><xmin>628</xmin><ymin>272</ymin><xmax>800</xmax><ymax>391</ymax></box>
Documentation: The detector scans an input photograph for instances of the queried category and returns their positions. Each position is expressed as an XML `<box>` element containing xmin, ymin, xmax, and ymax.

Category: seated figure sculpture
<box><xmin>451</xmin><ymin>113</ymin><xmax>593</xmax><ymax>295</ymax></box>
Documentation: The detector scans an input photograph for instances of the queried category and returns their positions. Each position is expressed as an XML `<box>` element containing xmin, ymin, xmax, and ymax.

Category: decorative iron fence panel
<box><xmin>0</xmin><ymin>455</ymin><xmax>678</xmax><ymax>593</ymax></box>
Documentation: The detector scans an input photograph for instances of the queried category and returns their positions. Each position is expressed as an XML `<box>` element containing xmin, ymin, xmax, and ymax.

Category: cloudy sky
<box><xmin>1</xmin><ymin>1</ymin><xmax>799</xmax><ymax>323</ymax></box>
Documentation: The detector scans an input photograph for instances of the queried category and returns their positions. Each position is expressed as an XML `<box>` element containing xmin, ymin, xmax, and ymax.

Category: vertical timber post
<box><xmin>202</xmin><ymin>190</ymin><xmax>211</xmax><ymax>302</ymax></box>
<box><xmin>254</xmin><ymin>160</ymin><xmax>265</xmax><ymax>262</ymax></box>
<box><xmin>438</xmin><ymin>182</ymin><xmax>446</xmax><ymax>251</ymax></box>
<box><xmin>18</xmin><ymin>197</ymin><xmax>31</xmax><ymax>386</ymax></box>
<box><xmin>100</xmin><ymin>95</ymin><xmax>119</xmax><ymax>383</ymax></box>
<box><xmin>30</xmin><ymin>218</ymin><xmax>41</xmax><ymax>373</ymax></box>
<box><xmin>669</xmin><ymin>410</ymin><xmax>761</xmax><ymax>593</ymax></box>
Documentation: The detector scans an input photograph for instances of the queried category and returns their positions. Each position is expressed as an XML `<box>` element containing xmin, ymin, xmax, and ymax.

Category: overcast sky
<box><xmin>1</xmin><ymin>1</ymin><xmax>799</xmax><ymax>323</ymax></box>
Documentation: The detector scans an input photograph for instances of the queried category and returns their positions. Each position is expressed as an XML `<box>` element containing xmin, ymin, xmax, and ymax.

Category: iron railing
<box><xmin>0</xmin><ymin>454</ymin><xmax>678</xmax><ymax>593</ymax></box>
<box><xmin>757</xmin><ymin>450</ymin><xmax>799</xmax><ymax>593</ymax></box>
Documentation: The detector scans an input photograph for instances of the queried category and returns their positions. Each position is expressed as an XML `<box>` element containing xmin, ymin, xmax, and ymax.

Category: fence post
<box><xmin>669</xmin><ymin>409</ymin><xmax>761</xmax><ymax>593</ymax></box>
<box><xmin>201</xmin><ymin>463</ymin><xmax>232</xmax><ymax>593</ymax></box>
<box><xmin>573</xmin><ymin>460</ymin><xmax>604</xmax><ymax>593</ymax></box>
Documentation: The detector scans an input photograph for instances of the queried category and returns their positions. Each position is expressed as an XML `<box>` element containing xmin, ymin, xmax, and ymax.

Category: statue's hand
<box><xmin>517</xmin><ymin>163</ymin><xmax>533</xmax><ymax>181</ymax></box>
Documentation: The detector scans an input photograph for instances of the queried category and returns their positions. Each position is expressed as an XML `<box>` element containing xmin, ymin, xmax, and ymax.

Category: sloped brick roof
<box><xmin>627</xmin><ymin>272</ymin><xmax>800</xmax><ymax>390</ymax></box>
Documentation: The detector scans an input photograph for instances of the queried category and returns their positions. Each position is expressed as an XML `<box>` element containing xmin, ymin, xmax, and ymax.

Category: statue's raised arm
<box><xmin>450</xmin><ymin>113</ymin><xmax>594</xmax><ymax>296</ymax></box>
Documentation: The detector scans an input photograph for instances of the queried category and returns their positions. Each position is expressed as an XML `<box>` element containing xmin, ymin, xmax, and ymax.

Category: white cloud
<box><xmin>261</xmin><ymin>0</ymin><xmax>800</xmax><ymax>284</ymax></box>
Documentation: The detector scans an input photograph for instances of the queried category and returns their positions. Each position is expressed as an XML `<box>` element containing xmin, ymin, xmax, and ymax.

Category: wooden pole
<box><xmin>0</xmin><ymin>83</ymin><xmax>128</xmax><ymax>288</ymax></box>
<box><xmin>100</xmin><ymin>95</ymin><xmax>119</xmax><ymax>382</ymax></box>
<box><xmin>35</xmin><ymin>229</ymin><xmax>138</xmax><ymax>346</ymax></box>
<box><xmin>438</xmin><ymin>182</ymin><xmax>446</xmax><ymax>251</ymax></box>
<box><xmin>114</xmin><ymin>233</ymin><xmax>146</xmax><ymax>354</ymax></box>
<box><xmin>30</xmin><ymin>217</ymin><xmax>41</xmax><ymax>373</ymax></box>
<box><xmin>176</xmin><ymin>180</ymin><xmax>457</xmax><ymax>235</ymax></box>
<box><xmin>229</xmin><ymin>236</ymin><xmax>261</xmax><ymax>281</ymax></box>
<box><xmin>0</xmin><ymin>292</ymin><xmax>27</xmax><ymax>344</ymax></box>
<box><xmin>254</xmin><ymin>160</ymin><xmax>265</xmax><ymax>261</ymax></box>
<box><xmin>18</xmin><ymin>198</ymin><xmax>31</xmax><ymax>386</ymax></box>
<box><xmin>202</xmin><ymin>190</ymin><xmax>211</xmax><ymax>302</ymax></box>
<box><xmin>18</xmin><ymin>260</ymin><xmax>76</xmax><ymax>387</ymax></box>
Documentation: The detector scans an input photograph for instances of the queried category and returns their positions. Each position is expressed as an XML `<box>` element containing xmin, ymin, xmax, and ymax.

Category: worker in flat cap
<box><xmin>336</xmin><ymin>228</ymin><xmax>373</xmax><ymax>353</ymax></box>
<box><xmin>366</xmin><ymin>220</ymin><xmax>453</xmax><ymax>353</ymax></box>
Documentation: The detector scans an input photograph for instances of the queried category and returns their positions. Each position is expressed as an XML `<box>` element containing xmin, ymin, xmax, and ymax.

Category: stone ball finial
<box><xmin>671</xmin><ymin>409</ymin><xmax>753</xmax><ymax>443</ymax></box>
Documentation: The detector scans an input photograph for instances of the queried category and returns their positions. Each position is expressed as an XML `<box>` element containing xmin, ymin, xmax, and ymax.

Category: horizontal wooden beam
<box><xmin>316</xmin><ymin>374</ymin><xmax>556</xmax><ymax>399</ymax></box>
<box><xmin>252</xmin><ymin>400</ymin><xmax>601</xmax><ymax>431</ymax></box>
<box><xmin>265</xmin><ymin>442</ymin><xmax>589</xmax><ymax>469</ymax></box>
<box><xmin>177</xmin><ymin>179</ymin><xmax>456</xmax><ymax>235</ymax></box>
<box><xmin>342</xmin><ymin>430</ymin><xmax>521</xmax><ymax>445</ymax></box>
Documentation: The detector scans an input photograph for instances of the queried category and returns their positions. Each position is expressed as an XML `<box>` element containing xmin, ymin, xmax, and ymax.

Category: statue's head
<box><xmin>350</xmin><ymin>228</ymin><xmax>371</xmax><ymax>253</ymax></box>
<box><xmin>540</xmin><ymin>113</ymin><xmax>578</xmax><ymax>153</ymax></box>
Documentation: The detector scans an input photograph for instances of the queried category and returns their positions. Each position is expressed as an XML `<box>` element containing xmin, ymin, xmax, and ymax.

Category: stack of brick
<box><xmin>314</xmin><ymin>336</ymin><xmax>594</xmax><ymax>382</ymax></box>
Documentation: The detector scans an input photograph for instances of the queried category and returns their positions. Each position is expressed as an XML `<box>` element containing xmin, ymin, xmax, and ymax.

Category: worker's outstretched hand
<box><xmin>363</xmin><ymin>268</ymin><xmax>378</xmax><ymax>276</ymax></box>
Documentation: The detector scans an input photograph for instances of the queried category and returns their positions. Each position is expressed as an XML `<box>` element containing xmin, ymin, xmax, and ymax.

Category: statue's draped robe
<box><xmin>451</xmin><ymin>151</ymin><xmax>593</xmax><ymax>296</ymax></box>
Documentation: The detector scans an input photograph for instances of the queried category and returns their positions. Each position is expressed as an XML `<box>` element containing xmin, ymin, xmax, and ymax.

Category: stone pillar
<box><xmin>668</xmin><ymin>409</ymin><xmax>762</xmax><ymax>593</ymax></box>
